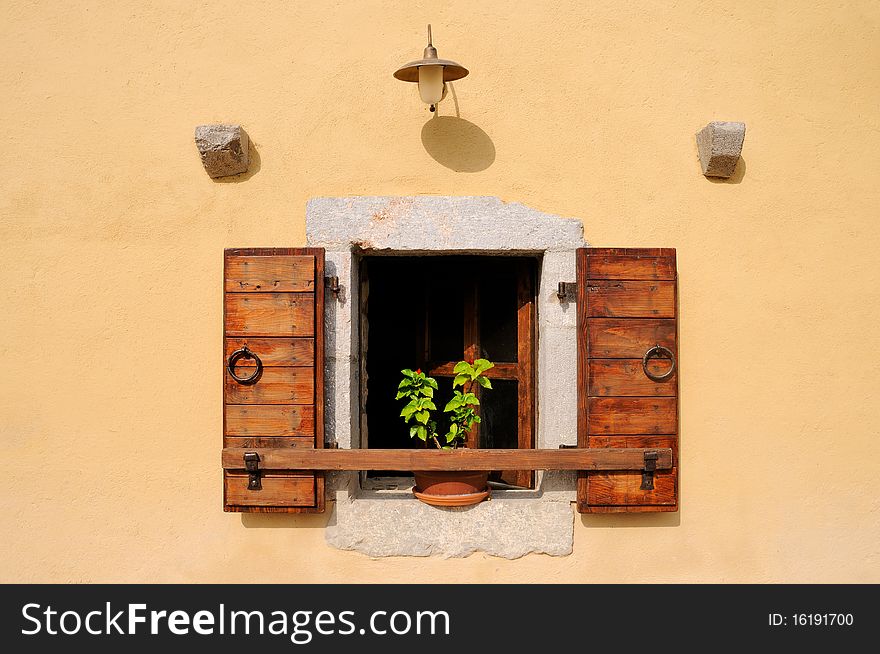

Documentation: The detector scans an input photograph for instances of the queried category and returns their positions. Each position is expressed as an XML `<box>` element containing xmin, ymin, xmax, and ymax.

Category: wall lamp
<box><xmin>394</xmin><ymin>25</ymin><xmax>469</xmax><ymax>112</ymax></box>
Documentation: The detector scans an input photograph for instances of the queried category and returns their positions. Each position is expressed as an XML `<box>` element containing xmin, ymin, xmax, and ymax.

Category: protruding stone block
<box><xmin>696</xmin><ymin>121</ymin><xmax>745</xmax><ymax>178</ymax></box>
<box><xmin>194</xmin><ymin>124</ymin><xmax>249</xmax><ymax>178</ymax></box>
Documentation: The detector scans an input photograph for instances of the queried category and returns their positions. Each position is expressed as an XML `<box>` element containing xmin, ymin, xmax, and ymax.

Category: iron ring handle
<box><xmin>642</xmin><ymin>345</ymin><xmax>676</xmax><ymax>382</ymax></box>
<box><xmin>227</xmin><ymin>346</ymin><xmax>263</xmax><ymax>385</ymax></box>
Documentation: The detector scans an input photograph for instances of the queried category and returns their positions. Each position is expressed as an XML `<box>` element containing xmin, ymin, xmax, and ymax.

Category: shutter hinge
<box><xmin>556</xmin><ymin>281</ymin><xmax>577</xmax><ymax>302</ymax></box>
<box><xmin>244</xmin><ymin>451</ymin><xmax>262</xmax><ymax>491</ymax></box>
<box><xmin>325</xmin><ymin>276</ymin><xmax>341</xmax><ymax>299</ymax></box>
<box><xmin>640</xmin><ymin>451</ymin><xmax>658</xmax><ymax>491</ymax></box>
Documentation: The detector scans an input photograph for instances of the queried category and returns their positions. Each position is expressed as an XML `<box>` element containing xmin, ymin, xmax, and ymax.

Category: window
<box><xmin>221</xmin><ymin>243</ymin><xmax>678</xmax><ymax>517</ymax></box>
<box><xmin>360</xmin><ymin>255</ymin><xmax>537</xmax><ymax>488</ymax></box>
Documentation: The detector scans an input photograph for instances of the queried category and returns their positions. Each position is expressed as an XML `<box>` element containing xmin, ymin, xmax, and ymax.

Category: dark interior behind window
<box><xmin>361</xmin><ymin>255</ymin><xmax>537</xmax><ymax>488</ymax></box>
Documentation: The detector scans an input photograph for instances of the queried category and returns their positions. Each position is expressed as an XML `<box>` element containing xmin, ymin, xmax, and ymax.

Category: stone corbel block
<box><xmin>195</xmin><ymin>124</ymin><xmax>250</xmax><ymax>178</ymax></box>
<box><xmin>696</xmin><ymin>121</ymin><xmax>745</xmax><ymax>178</ymax></box>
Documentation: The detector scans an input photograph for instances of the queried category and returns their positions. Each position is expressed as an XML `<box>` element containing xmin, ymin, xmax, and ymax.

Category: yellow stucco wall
<box><xmin>2</xmin><ymin>1</ymin><xmax>878</xmax><ymax>582</ymax></box>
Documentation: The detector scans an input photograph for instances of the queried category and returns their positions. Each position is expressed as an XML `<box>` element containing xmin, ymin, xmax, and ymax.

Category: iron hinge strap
<box><xmin>556</xmin><ymin>281</ymin><xmax>577</xmax><ymax>301</ymax></box>
<box><xmin>243</xmin><ymin>451</ymin><xmax>262</xmax><ymax>491</ymax></box>
<box><xmin>325</xmin><ymin>276</ymin><xmax>340</xmax><ymax>298</ymax></box>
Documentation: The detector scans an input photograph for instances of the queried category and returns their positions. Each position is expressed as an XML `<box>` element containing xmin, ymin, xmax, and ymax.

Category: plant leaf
<box><xmin>425</xmin><ymin>377</ymin><xmax>439</xmax><ymax>389</ymax></box>
<box><xmin>452</xmin><ymin>374</ymin><xmax>469</xmax><ymax>388</ymax></box>
<box><xmin>420</xmin><ymin>385</ymin><xmax>434</xmax><ymax>398</ymax></box>
<box><xmin>415</xmin><ymin>411</ymin><xmax>430</xmax><ymax>424</ymax></box>
<box><xmin>400</xmin><ymin>403</ymin><xmax>418</xmax><ymax>418</ymax></box>
<box><xmin>476</xmin><ymin>376</ymin><xmax>492</xmax><ymax>389</ymax></box>
<box><xmin>401</xmin><ymin>369</ymin><xmax>414</xmax><ymax>378</ymax></box>
<box><xmin>453</xmin><ymin>361</ymin><xmax>471</xmax><ymax>374</ymax></box>
<box><xmin>473</xmin><ymin>359</ymin><xmax>494</xmax><ymax>374</ymax></box>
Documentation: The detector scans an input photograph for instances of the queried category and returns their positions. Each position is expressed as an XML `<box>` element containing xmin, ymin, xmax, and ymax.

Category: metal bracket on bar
<box><xmin>556</xmin><ymin>281</ymin><xmax>577</xmax><ymax>302</ymax></box>
<box><xmin>558</xmin><ymin>443</ymin><xmax>578</xmax><ymax>449</ymax></box>
<box><xmin>640</xmin><ymin>450</ymin><xmax>658</xmax><ymax>491</ymax></box>
<box><xmin>244</xmin><ymin>451</ymin><xmax>262</xmax><ymax>491</ymax></box>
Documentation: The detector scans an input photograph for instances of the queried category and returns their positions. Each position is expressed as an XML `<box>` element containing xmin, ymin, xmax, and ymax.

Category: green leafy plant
<box><xmin>396</xmin><ymin>359</ymin><xmax>494</xmax><ymax>449</ymax></box>
<box><xmin>395</xmin><ymin>368</ymin><xmax>440</xmax><ymax>447</ymax></box>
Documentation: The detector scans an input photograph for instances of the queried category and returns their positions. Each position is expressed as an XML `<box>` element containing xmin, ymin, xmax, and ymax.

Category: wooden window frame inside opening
<box><xmin>357</xmin><ymin>253</ymin><xmax>538</xmax><ymax>489</ymax></box>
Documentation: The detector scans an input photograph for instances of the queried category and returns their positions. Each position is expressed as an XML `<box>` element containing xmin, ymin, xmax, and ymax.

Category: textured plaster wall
<box><xmin>1</xmin><ymin>1</ymin><xmax>879</xmax><ymax>582</ymax></box>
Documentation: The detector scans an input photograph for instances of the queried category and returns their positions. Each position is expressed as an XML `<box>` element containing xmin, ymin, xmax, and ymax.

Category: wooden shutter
<box><xmin>223</xmin><ymin>248</ymin><xmax>325</xmax><ymax>513</ymax></box>
<box><xmin>576</xmin><ymin>248</ymin><xmax>678</xmax><ymax>513</ymax></box>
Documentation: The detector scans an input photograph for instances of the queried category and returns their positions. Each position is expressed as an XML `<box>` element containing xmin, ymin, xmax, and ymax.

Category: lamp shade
<box><xmin>393</xmin><ymin>27</ymin><xmax>469</xmax><ymax>85</ymax></box>
<box><xmin>393</xmin><ymin>54</ymin><xmax>469</xmax><ymax>84</ymax></box>
<box><xmin>418</xmin><ymin>65</ymin><xmax>445</xmax><ymax>104</ymax></box>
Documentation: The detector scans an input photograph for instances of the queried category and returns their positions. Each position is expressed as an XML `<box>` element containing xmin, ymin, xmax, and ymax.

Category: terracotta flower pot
<box><xmin>412</xmin><ymin>470</ymin><xmax>490</xmax><ymax>507</ymax></box>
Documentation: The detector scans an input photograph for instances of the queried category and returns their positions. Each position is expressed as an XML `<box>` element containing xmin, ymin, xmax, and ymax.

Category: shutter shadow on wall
<box><xmin>576</xmin><ymin>248</ymin><xmax>679</xmax><ymax>513</ymax></box>
<box><xmin>223</xmin><ymin>248</ymin><xmax>325</xmax><ymax>513</ymax></box>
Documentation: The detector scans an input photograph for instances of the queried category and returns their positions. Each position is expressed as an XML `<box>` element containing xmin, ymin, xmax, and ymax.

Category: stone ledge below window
<box><xmin>324</xmin><ymin>471</ymin><xmax>576</xmax><ymax>558</ymax></box>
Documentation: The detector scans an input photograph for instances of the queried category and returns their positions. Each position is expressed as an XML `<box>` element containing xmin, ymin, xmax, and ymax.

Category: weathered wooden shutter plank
<box><xmin>586</xmin><ymin>252</ymin><xmax>677</xmax><ymax>280</ymax></box>
<box><xmin>587</xmin><ymin>397</ymin><xmax>677</xmax><ymax>434</ymax></box>
<box><xmin>223</xmin><ymin>248</ymin><xmax>325</xmax><ymax>513</ymax></box>
<box><xmin>587</xmin><ymin>318</ymin><xmax>676</xmax><ymax>358</ymax></box>
<box><xmin>224</xmin><ymin>436</ymin><xmax>316</xmax><ymax>449</ymax></box>
<box><xmin>577</xmin><ymin>248</ymin><xmax>679</xmax><ymax>513</ymax></box>
<box><xmin>586</xmin><ymin>281</ymin><xmax>676</xmax><ymax>318</ymax></box>
<box><xmin>224</xmin><ymin>338</ymin><xmax>314</xmax><ymax>367</ymax></box>
<box><xmin>225</xmin><ymin>404</ymin><xmax>315</xmax><ymax>437</ymax></box>
<box><xmin>224</xmin><ymin>367</ymin><xmax>314</xmax><ymax>404</ymax></box>
<box><xmin>224</xmin><ymin>294</ymin><xmax>315</xmax><ymax>337</ymax></box>
<box><xmin>587</xmin><ymin>470</ymin><xmax>677</xmax><ymax>506</ymax></box>
<box><xmin>588</xmin><ymin>359</ymin><xmax>677</xmax><ymax>396</ymax></box>
<box><xmin>225</xmin><ymin>255</ymin><xmax>317</xmax><ymax>293</ymax></box>
<box><xmin>225</xmin><ymin>472</ymin><xmax>317</xmax><ymax>507</ymax></box>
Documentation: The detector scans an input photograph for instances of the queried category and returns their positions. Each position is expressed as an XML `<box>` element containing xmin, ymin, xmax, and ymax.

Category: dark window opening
<box><xmin>360</xmin><ymin>255</ymin><xmax>537</xmax><ymax>488</ymax></box>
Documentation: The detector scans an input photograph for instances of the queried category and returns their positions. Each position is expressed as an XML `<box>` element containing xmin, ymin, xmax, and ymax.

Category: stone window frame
<box><xmin>307</xmin><ymin>196</ymin><xmax>586</xmax><ymax>558</ymax></box>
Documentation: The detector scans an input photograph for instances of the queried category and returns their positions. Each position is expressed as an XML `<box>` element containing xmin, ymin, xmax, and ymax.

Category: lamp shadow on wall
<box><xmin>421</xmin><ymin>117</ymin><xmax>495</xmax><ymax>172</ymax></box>
<box><xmin>213</xmin><ymin>140</ymin><xmax>262</xmax><ymax>183</ymax></box>
<box><xmin>420</xmin><ymin>84</ymin><xmax>495</xmax><ymax>172</ymax></box>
